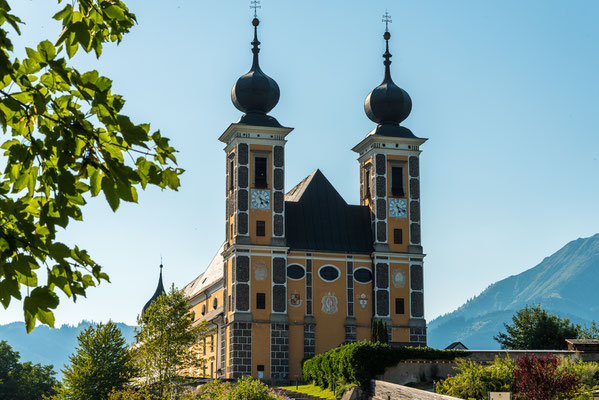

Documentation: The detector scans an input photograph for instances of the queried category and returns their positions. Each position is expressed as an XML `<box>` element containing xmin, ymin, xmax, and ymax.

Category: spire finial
<box><xmin>381</xmin><ymin>10</ymin><xmax>393</xmax><ymax>80</ymax></box>
<box><xmin>250</xmin><ymin>0</ymin><xmax>261</xmax><ymax>19</ymax></box>
<box><xmin>250</xmin><ymin>1</ymin><xmax>262</xmax><ymax>68</ymax></box>
<box><xmin>159</xmin><ymin>255</ymin><xmax>163</xmax><ymax>270</ymax></box>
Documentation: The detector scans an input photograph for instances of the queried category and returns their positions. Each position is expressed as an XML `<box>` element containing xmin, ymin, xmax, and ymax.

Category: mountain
<box><xmin>429</xmin><ymin>233</ymin><xmax>599</xmax><ymax>349</ymax></box>
<box><xmin>0</xmin><ymin>321</ymin><xmax>137</xmax><ymax>376</ymax></box>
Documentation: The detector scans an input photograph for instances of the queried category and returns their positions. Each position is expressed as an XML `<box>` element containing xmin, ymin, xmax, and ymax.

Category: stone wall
<box><xmin>271</xmin><ymin>323</ymin><xmax>289</xmax><ymax>380</ymax></box>
<box><xmin>227</xmin><ymin>321</ymin><xmax>252</xmax><ymax>378</ymax></box>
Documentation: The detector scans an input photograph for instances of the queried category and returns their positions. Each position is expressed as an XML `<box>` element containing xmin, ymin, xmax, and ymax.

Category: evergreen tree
<box><xmin>58</xmin><ymin>321</ymin><xmax>135</xmax><ymax>400</ymax></box>
<box><xmin>134</xmin><ymin>286</ymin><xmax>211</xmax><ymax>398</ymax></box>
<box><xmin>494</xmin><ymin>305</ymin><xmax>580</xmax><ymax>350</ymax></box>
<box><xmin>371</xmin><ymin>319</ymin><xmax>389</xmax><ymax>344</ymax></box>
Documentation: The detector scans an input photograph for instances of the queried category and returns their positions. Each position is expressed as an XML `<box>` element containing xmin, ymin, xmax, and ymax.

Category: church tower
<box><xmin>218</xmin><ymin>12</ymin><xmax>293</xmax><ymax>379</ymax></box>
<box><xmin>352</xmin><ymin>15</ymin><xmax>427</xmax><ymax>346</ymax></box>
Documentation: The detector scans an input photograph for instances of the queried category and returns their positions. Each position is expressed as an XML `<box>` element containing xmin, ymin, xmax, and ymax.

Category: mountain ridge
<box><xmin>429</xmin><ymin>233</ymin><xmax>599</xmax><ymax>349</ymax></box>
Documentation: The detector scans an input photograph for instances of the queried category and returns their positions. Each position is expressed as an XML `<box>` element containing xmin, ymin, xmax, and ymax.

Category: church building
<box><xmin>179</xmin><ymin>12</ymin><xmax>427</xmax><ymax>381</ymax></box>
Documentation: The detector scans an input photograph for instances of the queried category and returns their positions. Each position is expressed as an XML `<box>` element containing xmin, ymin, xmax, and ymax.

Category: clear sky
<box><xmin>2</xmin><ymin>0</ymin><xmax>598</xmax><ymax>327</ymax></box>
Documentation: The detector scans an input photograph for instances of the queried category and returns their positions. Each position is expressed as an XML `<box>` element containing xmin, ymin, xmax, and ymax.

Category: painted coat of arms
<box><xmin>321</xmin><ymin>292</ymin><xmax>338</xmax><ymax>314</ymax></box>
<box><xmin>289</xmin><ymin>292</ymin><xmax>302</xmax><ymax>308</ymax></box>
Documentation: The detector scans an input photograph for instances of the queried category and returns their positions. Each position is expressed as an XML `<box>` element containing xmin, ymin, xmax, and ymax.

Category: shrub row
<box><xmin>302</xmin><ymin>341</ymin><xmax>468</xmax><ymax>391</ymax></box>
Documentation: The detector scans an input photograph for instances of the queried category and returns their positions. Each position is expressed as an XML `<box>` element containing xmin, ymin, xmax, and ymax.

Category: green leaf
<box><xmin>90</xmin><ymin>167</ymin><xmax>102</xmax><ymax>197</ymax></box>
<box><xmin>104</xmin><ymin>5</ymin><xmax>126</xmax><ymax>21</ymax></box>
<box><xmin>52</xmin><ymin>4</ymin><xmax>73</xmax><ymax>21</ymax></box>
<box><xmin>101</xmin><ymin>175</ymin><xmax>120</xmax><ymax>211</ymax></box>
<box><xmin>37</xmin><ymin>40</ymin><xmax>56</xmax><ymax>62</ymax></box>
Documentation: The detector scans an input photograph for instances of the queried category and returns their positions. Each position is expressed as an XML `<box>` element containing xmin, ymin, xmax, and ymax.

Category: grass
<box><xmin>277</xmin><ymin>383</ymin><xmax>336</xmax><ymax>399</ymax></box>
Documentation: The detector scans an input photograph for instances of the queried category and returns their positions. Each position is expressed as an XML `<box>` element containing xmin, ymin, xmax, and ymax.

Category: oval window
<box><xmin>213</xmin><ymin>297</ymin><xmax>218</xmax><ymax>310</ymax></box>
<box><xmin>318</xmin><ymin>265</ymin><xmax>340</xmax><ymax>282</ymax></box>
<box><xmin>353</xmin><ymin>268</ymin><xmax>373</xmax><ymax>284</ymax></box>
<box><xmin>201</xmin><ymin>304</ymin><xmax>206</xmax><ymax>316</ymax></box>
<box><xmin>287</xmin><ymin>264</ymin><xmax>305</xmax><ymax>280</ymax></box>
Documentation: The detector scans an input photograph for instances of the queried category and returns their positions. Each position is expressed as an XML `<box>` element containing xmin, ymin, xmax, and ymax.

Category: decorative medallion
<box><xmin>321</xmin><ymin>292</ymin><xmax>338</xmax><ymax>315</ymax></box>
<box><xmin>289</xmin><ymin>292</ymin><xmax>302</xmax><ymax>308</ymax></box>
<box><xmin>359</xmin><ymin>293</ymin><xmax>368</xmax><ymax>309</ymax></box>
<box><xmin>254</xmin><ymin>262</ymin><xmax>267</xmax><ymax>281</ymax></box>
<box><xmin>392</xmin><ymin>270</ymin><xmax>405</xmax><ymax>288</ymax></box>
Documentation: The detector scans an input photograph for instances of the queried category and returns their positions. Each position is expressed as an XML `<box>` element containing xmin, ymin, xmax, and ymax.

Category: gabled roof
<box><xmin>183</xmin><ymin>243</ymin><xmax>225</xmax><ymax>300</ymax></box>
<box><xmin>285</xmin><ymin>170</ymin><xmax>373</xmax><ymax>254</ymax></box>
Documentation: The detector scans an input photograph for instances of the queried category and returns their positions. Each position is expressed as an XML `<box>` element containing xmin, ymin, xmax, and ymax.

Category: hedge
<box><xmin>302</xmin><ymin>341</ymin><xmax>469</xmax><ymax>391</ymax></box>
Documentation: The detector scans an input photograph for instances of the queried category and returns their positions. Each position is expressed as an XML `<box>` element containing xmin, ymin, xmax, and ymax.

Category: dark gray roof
<box><xmin>142</xmin><ymin>267</ymin><xmax>165</xmax><ymax>316</ymax></box>
<box><xmin>285</xmin><ymin>170</ymin><xmax>373</xmax><ymax>254</ymax></box>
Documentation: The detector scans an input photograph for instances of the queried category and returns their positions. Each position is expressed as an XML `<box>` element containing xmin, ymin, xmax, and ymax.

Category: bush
<box><xmin>185</xmin><ymin>376</ymin><xmax>289</xmax><ymax>400</ymax></box>
<box><xmin>302</xmin><ymin>341</ymin><xmax>467</xmax><ymax>391</ymax></box>
<box><xmin>514</xmin><ymin>354</ymin><xmax>579</xmax><ymax>400</ymax></box>
<box><xmin>435</xmin><ymin>356</ymin><xmax>514</xmax><ymax>399</ymax></box>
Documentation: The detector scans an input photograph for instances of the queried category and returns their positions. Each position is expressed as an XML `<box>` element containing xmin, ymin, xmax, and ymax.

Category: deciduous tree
<box><xmin>56</xmin><ymin>321</ymin><xmax>135</xmax><ymax>400</ymax></box>
<box><xmin>0</xmin><ymin>0</ymin><xmax>181</xmax><ymax>331</ymax></box>
<box><xmin>0</xmin><ymin>340</ymin><xmax>59</xmax><ymax>399</ymax></box>
<box><xmin>494</xmin><ymin>305</ymin><xmax>580</xmax><ymax>350</ymax></box>
<box><xmin>134</xmin><ymin>286</ymin><xmax>211</xmax><ymax>399</ymax></box>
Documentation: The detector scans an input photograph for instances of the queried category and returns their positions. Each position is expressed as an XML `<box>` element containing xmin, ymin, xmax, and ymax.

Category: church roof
<box><xmin>183</xmin><ymin>242</ymin><xmax>225</xmax><ymax>300</ymax></box>
<box><xmin>285</xmin><ymin>170</ymin><xmax>373</xmax><ymax>254</ymax></box>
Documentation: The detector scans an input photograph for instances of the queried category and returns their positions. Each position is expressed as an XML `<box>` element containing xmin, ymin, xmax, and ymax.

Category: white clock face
<box><xmin>251</xmin><ymin>189</ymin><xmax>270</xmax><ymax>209</ymax></box>
<box><xmin>389</xmin><ymin>198</ymin><xmax>407</xmax><ymax>218</ymax></box>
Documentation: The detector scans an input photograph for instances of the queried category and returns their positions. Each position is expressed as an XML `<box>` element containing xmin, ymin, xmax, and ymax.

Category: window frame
<box><xmin>252</xmin><ymin>151</ymin><xmax>270</xmax><ymax>189</ymax></box>
<box><xmin>256</xmin><ymin>220</ymin><xmax>266</xmax><ymax>237</ymax></box>
<box><xmin>256</xmin><ymin>292</ymin><xmax>266</xmax><ymax>310</ymax></box>
<box><xmin>395</xmin><ymin>298</ymin><xmax>405</xmax><ymax>315</ymax></box>
<box><xmin>390</xmin><ymin>164</ymin><xmax>406</xmax><ymax>197</ymax></box>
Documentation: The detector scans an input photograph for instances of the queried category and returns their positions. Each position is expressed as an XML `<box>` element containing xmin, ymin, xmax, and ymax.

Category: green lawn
<box><xmin>277</xmin><ymin>383</ymin><xmax>336</xmax><ymax>399</ymax></box>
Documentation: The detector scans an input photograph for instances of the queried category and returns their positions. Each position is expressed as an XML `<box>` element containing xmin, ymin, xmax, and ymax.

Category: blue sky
<box><xmin>2</xmin><ymin>0</ymin><xmax>598</xmax><ymax>327</ymax></box>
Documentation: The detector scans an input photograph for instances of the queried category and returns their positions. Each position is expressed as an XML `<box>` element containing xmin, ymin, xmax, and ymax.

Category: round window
<box><xmin>353</xmin><ymin>268</ymin><xmax>373</xmax><ymax>284</ymax></box>
<box><xmin>287</xmin><ymin>264</ymin><xmax>305</xmax><ymax>280</ymax></box>
<box><xmin>318</xmin><ymin>265</ymin><xmax>340</xmax><ymax>282</ymax></box>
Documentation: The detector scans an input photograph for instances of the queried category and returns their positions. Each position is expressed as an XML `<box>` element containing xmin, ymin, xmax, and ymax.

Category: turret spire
<box><xmin>363</xmin><ymin>11</ymin><xmax>415</xmax><ymax>138</ymax></box>
<box><xmin>231</xmin><ymin>0</ymin><xmax>282</xmax><ymax>127</ymax></box>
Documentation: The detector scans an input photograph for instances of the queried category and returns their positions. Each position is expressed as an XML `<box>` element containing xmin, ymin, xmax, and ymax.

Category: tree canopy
<box><xmin>494</xmin><ymin>305</ymin><xmax>581</xmax><ymax>350</ymax></box>
<box><xmin>0</xmin><ymin>340</ymin><xmax>59</xmax><ymax>399</ymax></box>
<box><xmin>0</xmin><ymin>0</ymin><xmax>181</xmax><ymax>331</ymax></box>
<box><xmin>56</xmin><ymin>321</ymin><xmax>136</xmax><ymax>400</ymax></box>
<box><xmin>134</xmin><ymin>286</ymin><xmax>211</xmax><ymax>399</ymax></box>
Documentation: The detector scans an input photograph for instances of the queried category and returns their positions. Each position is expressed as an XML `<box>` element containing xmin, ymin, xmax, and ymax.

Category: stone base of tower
<box><xmin>228</xmin><ymin>321</ymin><xmax>252</xmax><ymax>378</ymax></box>
<box><xmin>409</xmin><ymin>325</ymin><xmax>427</xmax><ymax>347</ymax></box>
<box><xmin>270</xmin><ymin>322</ymin><xmax>289</xmax><ymax>380</ymax></box>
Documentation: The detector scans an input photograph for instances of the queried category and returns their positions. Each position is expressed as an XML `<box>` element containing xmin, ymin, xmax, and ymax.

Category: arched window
<box><xmin>213</xmin><ymin>297</ymin><xmax>218</xmax><ymax>310</ymax></box>
<box><xmin>318</xmin><ymin>265</ymin><xmax>341</xmax><ymax>282</ymax></box>
<box><xmin>201</xmin><ymin>304</ymin><xmax>206</xmax><ymax>316</ymax></box>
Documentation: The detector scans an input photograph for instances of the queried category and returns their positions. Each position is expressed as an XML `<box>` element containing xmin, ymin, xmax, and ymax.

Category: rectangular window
<box><xmin>210</xmin><ymin>335</ymin><xmax>214</xmax><ymax>352</ymax></box>
<box><xmin>254</xmin><ymin>156</ymin><xmax>268</xmax><ymax>188</ymax></box>
<box><xmin>394</xmin><ymin>229</ymin><xmax>403</xmax><ymax>244</ymax></box>
<box><xmin>256</xmin><ymin>220</ymin><xmax>265</xmax><ymax>237</ymax></box>
<box><xmin>391</xmin><ymin>166</ymin><xmax>405</xmax><ymax>197</ymax></box>
<box><xmin>228</xmin><ymin>295</ymin><xmax>232</xmax><ymax>312</ymax></box>
<box><xmin>257</xmin><ymin>364</ymin><xmax>265</xmax><ymax>379</ymax></box>
<box><xmin>203</xmin><ymin>338</ymin><xmax>206</xmax><ymax>355</ymax></box>
<box><xmin>230</xmin><ymin>224</ymin><xmax>234</xmax><ymax>240</ymax></box>
<box><xmin>256</xmin><ymin>292</ymin><xmax>266</xmax><ymax>309</ymax></box>
<box><xmin>395</xmin><ymin>298</ymin><xmax>405</xmax><ymax>314</ymax></box>
<box><xmin>229</xmin><ymin>160</ymin><xmax>234</xmax><ymax>190</ymax></box>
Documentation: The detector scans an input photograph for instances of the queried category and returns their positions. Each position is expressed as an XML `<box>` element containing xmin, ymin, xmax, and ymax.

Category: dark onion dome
<box><xmin>364</xmin><ymin>30</ymin><xmax>416</xmax><ymax>138</ymax></box>
<box><xmin>142</xmin><ymin>264</ymin><xmax>166</xmax><ymax>316</ymax></box>
<box><xmin>231</xmin><ymin>17</ymin><xmax>281</xmax><ymax>127</ymax></box>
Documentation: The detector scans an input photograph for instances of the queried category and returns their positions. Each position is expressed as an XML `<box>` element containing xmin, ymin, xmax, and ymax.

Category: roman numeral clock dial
<box><xmin>251</xmin><ymin>189</ymin><xmax>270</xmax><ymax>209</ymax></box>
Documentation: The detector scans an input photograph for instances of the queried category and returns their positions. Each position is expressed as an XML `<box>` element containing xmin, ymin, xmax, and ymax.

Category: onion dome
<box><xmin>231</xmin><ymin>17</ymin><xmax>281</xmax><ymax>127</ymax></box>
<box><xmin>364</xmin><ymin>27</ymin><xmax>416</xmax><ymax>138</ymax></box>
<box><xmin>141</xmin><ymin>264</ymin><xmax>166</xmax><ymax>316</ymax></box>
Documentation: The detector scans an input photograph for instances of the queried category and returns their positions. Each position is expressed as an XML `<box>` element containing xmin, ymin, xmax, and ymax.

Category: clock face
<box><xmin>251</xmin><ymin>189</ymin><xmax>270</xmax><ymax>209</ymax></box>
<box><xmin>389</xmin><ymin>198</ymin><xmax>407</xmax><ymax>218</ymax></box>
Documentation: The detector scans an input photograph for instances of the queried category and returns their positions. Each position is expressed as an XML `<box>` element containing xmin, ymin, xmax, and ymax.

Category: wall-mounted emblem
<box><xmin>321</xmin><ymin>292</ymin><xmax>338</xmax><ymax>314</ymax></box>
<box><xmin>392</xmin><ymin>270</ymin><xmax>405</xmax><ymax>288</ymax></box>
<box><xmin>289</xmin><ymin>292</ymin><xmax>302</xmax><ymax>308</ymax></box>
<box><xmin>359</xmin><ymin>293</ymin><xmax>368</xmax><ymax>309</ymax></box>
<box><xmin>254</xmin><ymin>262</ymin><xmax>267</xmax><ymax>281</ymax></box>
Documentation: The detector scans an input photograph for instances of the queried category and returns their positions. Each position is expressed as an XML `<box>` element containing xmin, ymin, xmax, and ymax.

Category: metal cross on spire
<box><xmin>382</xmin><ymin>10</ymin><xmax>392</xmax><ymax>32</ymax></box>
<box><xmin>250</xmin><ymin>0</ymin><xmax>261</xmax><ymax>18</ymax></box>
